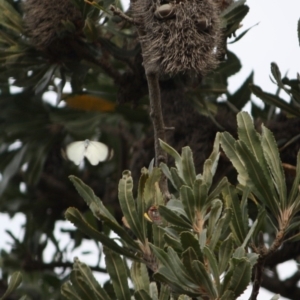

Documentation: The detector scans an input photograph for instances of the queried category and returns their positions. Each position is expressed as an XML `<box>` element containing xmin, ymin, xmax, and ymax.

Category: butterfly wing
<box><xmin>66</xmin><ymin>141</ymin><xmax>86</xmax><ymax>165</ymax></box>
<box><xmin>84</xmin><ymin>141</ymin><xmax>109</xmax><ymax>165</ymax></box>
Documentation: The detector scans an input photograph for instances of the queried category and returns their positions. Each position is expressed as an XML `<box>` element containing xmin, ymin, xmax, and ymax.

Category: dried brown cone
<box><xmin>133</xmin><ymin>0</ymin><xmax>222</xmax><ymax>76</ymax></box>
<box><xmin>22</xmin><ymin>0</ymin><xmax>84</xmax><ymax>59</ymax></box>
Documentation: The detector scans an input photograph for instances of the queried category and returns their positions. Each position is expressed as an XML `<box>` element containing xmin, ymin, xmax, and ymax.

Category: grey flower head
<box><xmin>133</xmin><ymin>0</ymin><xmax>222</xmax><ymax>76</ymax></box>
<box><xmin>23</xmin><ymin>0</ymin><xmax>83</xmax><ymax>57</ymax></box>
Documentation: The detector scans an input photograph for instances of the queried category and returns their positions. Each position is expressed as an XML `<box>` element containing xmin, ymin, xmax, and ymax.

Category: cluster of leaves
<box><xmin>60</xmin><ymin>112</ymin><xmax>299</xmax><ymax>300</ymax></box>
<box><xmin>2</xmin><ymin>112</ymin><xmax>298</xmax><ymax>299</ymax></box>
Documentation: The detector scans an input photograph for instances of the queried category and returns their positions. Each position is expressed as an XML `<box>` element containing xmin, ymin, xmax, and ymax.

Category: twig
<box><xmin>109</xmin><ymin>5</ymin><xmax>136</xmax><ymax>24</ymax></box>
<box><xmin>146</xmin><ymin>71</ymin><xmax>170</xmax><ymax>200</ymax></box>
<box><xmin>249</xmin><ymin>229</ymin><xmax>286</xmax><ymax>300</ymax></box>
<box><xmin>130</xmin><ymin>9</ymin><xmax>170</xmax><ymax>201</ymax></box>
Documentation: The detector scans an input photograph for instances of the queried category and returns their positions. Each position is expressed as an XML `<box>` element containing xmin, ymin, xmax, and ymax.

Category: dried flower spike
<box><xmin>133</xmin><ymin>0</ymin><xmax>222</xmax><ymax>76</ymax></box>
<box><xmin>23</xmin><ymin>0</ymin><xmax>84</xmax><ymax>59</ymax></box>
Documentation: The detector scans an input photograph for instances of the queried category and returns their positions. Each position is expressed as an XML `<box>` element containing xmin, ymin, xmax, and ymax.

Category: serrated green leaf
<box><xmin>137</xmin><ymin>168</ymin><xmax>148</xmax><ymax>239</ymax></box>
<box><xmin>170</xmin><ymin>167</ymin><xmax>186</xmax><ymax>190</ymax></box>
<box><xmin>73</xmin><ymin>258</ymin><xmax>111</xmax><ymax>300</ymax></box>
<box><xmin>150</xmin><ymin>245</ymin><xmax>198</xmax><ymax>291</ymax></box>
<box><xmin>221</xmin><ymin>3</ymin><xmax>249</xmax><ymax>36</ymax></box>
<box><xmin>235</xmin><ymin>141</ymin><xmax>279</xmax><ymax>216</ymax></box>
<box><xmin>207</xmin><ymin>199</ymin><xmax>223</xmax><ymax>238</ymax></box>
<box><xmin>0</xmin><ymin>272</ymin><xmax>22</xmax><ymax>300</ymax></box>
<box><xmin>163</xmin><ymin>233</ymin><xmax>182</xmax><ymax>252</ymax></box>
<box><xmin>118</xmin><ymin>170</ymin><xmax>145</xmax><ymax>243</ymax></box>
<box><xmin>134</xmin><ymin>290</ymin><xmax>152</xmax><ymax>300</ymax></box>
<box><xmin>249</xmin><ymin>84</ymin><xmax>300</xmax><ymax>117</ymax></box>
<box><xmin>242</xmin><ymin>218</ymin><xmax>258</xmax><ymax>248</ymax></box>
<box><xmin>159</xmin><ymin>139</ymin><xmax>183</xmax><ymax>176</ymax></box>
<box><xmin>181</xmin><ymin>247</ymin><xmax>198</xmax><ymax>277</ymax></box>
<box><xmin>159</xmin><ymin>205</ymin><xmax>192</xmax><ymax>229</ymax></box>
<box><xmin>233</xmin><ymin>247</ymin><xmax>245</xmax><ymax>259</ymax></box>
<box><xmin>203</xmin><ymin>247</ymin><xmax>220</xmax><ymax>292</ymax></box>
<box><xmin>202</xmin><ymin>159</ymin><xmax>213</xmax><ymax>189</ymax></box>
<box><xmin>180</xmin><ymin>185</ymin><xmax>195</xmax><ymax>223</ymax></box>
<box><xmin>192</xmin><ymin>260</ymin><xmax>217</xmax><ymax>298</ymax></box>
<box><xmin>237</xmin><ymin>112</ymin><xmax>265</xmax><ymax>165</ymax></box>
<box><xmin>228</xmin><ymin>258</ymin><xmax>251</xmax><ymax>297</ymax></box>
<box><xmin>166</xmin><ymin>247</ymin><xmax>198</xmax><ymax>288</ymax></box>
<box><xmin>104</xmin><ymin>248</ymin><xmax>131</xmax><ymax>300</ymax></box>
<box><xmin>69</xmin><ymin>176</ymin><xmax>139</xmax><ymax>250</ymax></box>
<box><xmin>181</xmin><ymin>147</ymin><xmax>196</xmax><ymax>187</ymax></box>
<box><xmin>220</xmin><ymin>290</ymin><xmax>235</xmax><ymax>300</ymax></box>
<box><xmin>180</xmin><ymin>232</ymin><xmax>204</xmax><ymax>262</ymax></box>
<box><xmin>194</xmin><ymin>179</ymin><xmax>208</xmax><ymax>212</ymax></box>
<box><xmin>166</xmin><ymin>199</ymin><xmax>188</xmax><ymax>217</ymax></box>
<box><xmin>160</xmin><ymin>162</ymin><xmax>177</xmax><ymax>189</ymax></box>
<box><xmin>218</xmin><ymin>234</ymin><xmax>234</xmax><ymax>274</ymax></box>
<box><xmin>209</xmin><ymin>208</ymin><xmax>232</xmax><ymax>251</ymax></box>
<box><xmin>131</xmin><ymin>262</ymin><xmax>150</xmax><ymax>293</ymax></box>
<box><xmin>143</xmin><ymin>167</ymin><xmax>163</xmax><ymax>208</ymax></box>
<box><xmin>220</xmin><ymin>132</ymin><xmax>248</xmax><ymax>185</ymax></box>
<box><xmin>153</xmin><ymin>271</ymin><xmax>196</xmax><ymax>296</ymax></box>
<box><xmin>70</xmin><ymin>270</ymin><xmax>97</xmax><ymax>300</ymax></box>
<box><xmin>158</xmin><ymin>284</ymin><xmax>170</xmax><ymax>300</ymax></box>
<box><xmin>261</xmin><ymin>125</ymin><xmax>286</xmax><ymax>207</ymax></box>
<box><xmin>207</xmin><ymin>177</ymin><xmax>228</xmax><ymax>203</ymax></box>
<box><xmin>65</xmin><ymin>207</ymin><xmax>139</xmax><ymax>260</ymax></box>
<box><xmin>223</xmin><ymin>185</ymin><xmax>246</xmax><ymax>245</ymax></box>
<box><xmin>153</xmin><ymin>224</ymin><xmax>165</xmax><ymax>249</ymax></box>
<box><xmin>148</xmin><ymin>282</ymin><xmax>158</xmax><ymax>300</ymax></box>
<box><xmin>61</xmin><ymin>282</ymin><xmax>82</xmax><ymax>300</ymax></box>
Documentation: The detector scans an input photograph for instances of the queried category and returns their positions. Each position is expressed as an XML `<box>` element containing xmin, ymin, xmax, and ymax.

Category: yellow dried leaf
<box><xmin>64</xmin><ymin>94</ymin><xmax>116</xmax><ymax>112</ymax></box>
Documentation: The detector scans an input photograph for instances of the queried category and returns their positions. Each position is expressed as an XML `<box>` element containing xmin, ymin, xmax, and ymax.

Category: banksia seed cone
<box><xmin>133</xmin><ymin>0</ymin><xmax>222</xmax><ymax>76</ymax></box>
<box><xmin>23</xmin><ymin>0</ymin><xmax>84</xmax><ymax>59</ymax></box>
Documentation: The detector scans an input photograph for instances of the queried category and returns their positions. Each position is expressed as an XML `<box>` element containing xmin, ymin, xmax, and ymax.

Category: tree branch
<box><xmin>145</xmin><ymin>71</ymin><xmax>169</xmax><ymax>199</ymax></box>
<box><xmin>109</xmin><ymin>5</ymin><xmax>136</xmax><ymax>24</ymax></box>
<box><xmin>249</xmin><ymin>229</ymin><xmax>285</xmax><ymax>300</ymax></box>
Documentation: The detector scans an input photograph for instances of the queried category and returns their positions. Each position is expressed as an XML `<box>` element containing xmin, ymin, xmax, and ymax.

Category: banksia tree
<box><xmin>1</xmin><ymin>0</ymin><xmax>300</xmax><ymax>299</ymax></box>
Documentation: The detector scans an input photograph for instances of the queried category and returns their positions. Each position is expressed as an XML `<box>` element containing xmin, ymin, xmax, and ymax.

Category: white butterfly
<box><xmin>66</xmin><ymin>139</ymin><xmax>109</xmax><ymax>166</ymax></box>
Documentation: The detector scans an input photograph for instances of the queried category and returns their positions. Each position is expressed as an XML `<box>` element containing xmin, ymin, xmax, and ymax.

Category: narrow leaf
<box><xmin>134</xmin><ymin>290</ymin><xmax>152</xmax><ymax>300</ymax></box>
<box><xmin>223</xmin><ymin>185</ymin><xmax>246</xmax><ymax>245</ymax></box>
<box><xmin>0</xmin><ymin>272</ymin><xmax>22</xmax><ymax>300</ymax></box>
<box><xmin>203</xmin><ymin>246</ymin><xmax>220</xmax><ymax>291</ymax></box>
<box><xmin>118</xmin><ymin>170</ymin><xmax>145</xmax><ymax>243</ymax></box>
<box><xmin>158</xmin><ymin>206</ymin><xmax>192</xmax><ymax>229</ymax></box>
<box><xmin>228</xmin><ymin>258</ymin><xmax>251</xmax><ymax>297</ymax></box>
<box><xmin>180</xmin><ymin>185</ymin><xmax>195</xmax><ymax>223</ymax></box>
<box><xmin>181</xmin><ymin>147</ymin><xmax>196</xmax><ymax>187</ymax></box>
<box><xmin>261</xmin><ymin>125</ymin><xmax>287</xmax><ymax>207</ymax></box>
<box><xmin>235</xmin><ymin>141</ymin><xmax>279</xmax><ymax>216</ymax></box>
<box><xmin>159</xmin><ymin>139</ymin><xmax>182</xmax><ymax>176</ymax></box>
<box><xmin>220</xmin><ymin>132</ymin><xmax>247</xmax><ymax>185</ymax></box>
<box><xmin>250</xmin><ymin>84</ymin><xmax>300</xmax><ymax>117</ymax></box>
<box><xmin>218</xmin><ymin>234</ymin><xmax>234</xmax><ymax>274</ymax></box>
<box><xmin>65</xmin><ymin>207</ymin><xmax>139</xmax><ymax>260</ymax></box>
<box><xmin>192</xmin><ymin>260</ymin><xmax>217</xmax><ymax>298</ymax></box>
<box><xmin>104</xmin><ymin>249</ymin><xmax>131</xmax><ymax>300</ymax></box>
